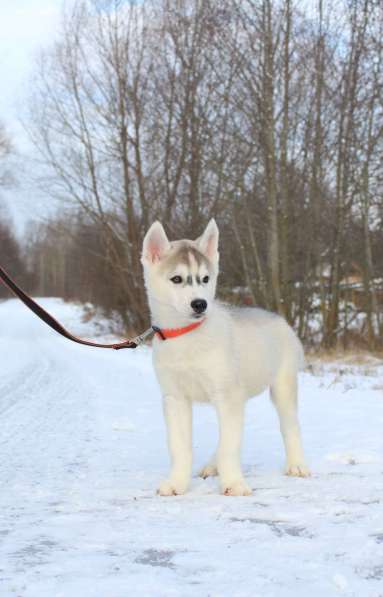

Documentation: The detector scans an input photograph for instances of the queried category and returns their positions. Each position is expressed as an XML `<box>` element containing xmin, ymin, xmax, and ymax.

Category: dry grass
<box><xmin>305</xmin><ymin>347</ymin><xmax>383</xmax><ymax>367</ymax></box>
<box><xmin>304</xmin><ymin>348</ymin><xmax>383</xmax><ymax>382</ymax></box>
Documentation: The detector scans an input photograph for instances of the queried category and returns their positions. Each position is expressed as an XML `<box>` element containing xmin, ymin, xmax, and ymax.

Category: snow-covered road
<box><xmin>1</xmin><ymin>298</ymin><xmax>383</xmax><ymax>597</ymax></box>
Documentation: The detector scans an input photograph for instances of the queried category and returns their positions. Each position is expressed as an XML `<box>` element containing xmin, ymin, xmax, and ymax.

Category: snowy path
<box><xmin>1</xmin><ymin>298</ymin><xmax>383</xmax><ymax>597</ymax></box>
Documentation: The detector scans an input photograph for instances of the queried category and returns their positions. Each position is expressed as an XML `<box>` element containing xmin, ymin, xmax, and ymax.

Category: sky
<box><xmin>0</xmin><ymin>0</ymin><xmax>63</xmax><ymax>235</ymax></box>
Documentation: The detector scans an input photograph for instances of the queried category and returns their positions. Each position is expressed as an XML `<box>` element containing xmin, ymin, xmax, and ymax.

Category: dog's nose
<box><xmin>191</xmin><ymin>299</ymin><xmax>207</xmax><ymax>314</ymax></box>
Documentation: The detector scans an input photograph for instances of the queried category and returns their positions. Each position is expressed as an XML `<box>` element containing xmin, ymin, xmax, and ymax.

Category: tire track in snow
<box><xmin>0</xmin><ymin>337</ymin><xmax>100</xmax><ymax>493</ymax></box>
<box><xmin>0</xmin><ymin>348</ymin><xmax>59</xmax><ymax>415</ymax></box>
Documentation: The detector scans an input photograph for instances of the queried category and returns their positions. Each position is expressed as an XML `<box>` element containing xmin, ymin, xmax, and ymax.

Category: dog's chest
<box><xmin>152</xmin><ymin>338</ymin><xmax>230</xmax><ymax>402</ymax></box>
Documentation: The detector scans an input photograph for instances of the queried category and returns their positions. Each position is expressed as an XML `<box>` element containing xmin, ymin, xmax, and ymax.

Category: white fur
<box><xmin>142</xmin><ymin>220</ymin><xmax>310</xmax><ymax>496</ymax></box>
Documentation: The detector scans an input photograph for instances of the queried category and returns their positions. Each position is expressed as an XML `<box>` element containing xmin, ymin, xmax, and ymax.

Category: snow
<box><xmin>1</xmin><ymin>297</ymin><xmax>383</xmax><ymax>597</ymax></box>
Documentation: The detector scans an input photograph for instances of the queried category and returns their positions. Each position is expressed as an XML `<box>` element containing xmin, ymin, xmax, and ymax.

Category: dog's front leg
<box><xmin>214</xmin><ymin>395</ymin><xmax>252</xmax><ymax>496</ymax></box>
<box><xmin>157</xmin><ymin>394</ymin><xmax>192</xmax><ymax>496</ymax></box>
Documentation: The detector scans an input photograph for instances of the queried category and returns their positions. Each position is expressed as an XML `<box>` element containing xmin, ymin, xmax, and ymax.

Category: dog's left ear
<box><xmin>197</xmin><ymin>219</ymin><xmax>219</xmax><ymax>261</ymax></box>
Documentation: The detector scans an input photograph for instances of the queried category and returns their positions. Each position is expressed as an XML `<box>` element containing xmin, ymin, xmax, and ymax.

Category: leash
<box><xmin>0</xmin><ymin>265</ymin><xmax>205</xmax><ymax>349</ymax></box>
<box><xmin>0</xmin><ymin>265</ymin><xmax>153</xmax><ymax>349</ymax></box>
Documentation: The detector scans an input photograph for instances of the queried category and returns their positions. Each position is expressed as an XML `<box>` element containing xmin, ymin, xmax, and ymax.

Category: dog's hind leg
<box><xmin>198</xmin><ymin>455</ymin><xmax>218</xmax><ymax>479</ymax></box>
<box><xmin>214</xmin><ymin>393</ymin><xmax>252</xmax><ymax>496</ymax></box>
<box><xmin>270</xmin><ymin>370</ymin><xmax>310</xmax><ymax>478</ymax></box>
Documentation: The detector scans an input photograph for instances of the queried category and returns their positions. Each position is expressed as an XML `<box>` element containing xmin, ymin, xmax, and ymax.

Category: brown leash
<box><xmin>0</xmin><ymin>265</ymin><xmax>154</xmax><ymax>350</ymax></box>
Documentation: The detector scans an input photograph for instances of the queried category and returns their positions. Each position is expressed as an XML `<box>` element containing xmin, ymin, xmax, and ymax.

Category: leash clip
<box><xmin>151</xmin><ymin>325</ymin><xmax>166</xmax><ymax>340</ymax></box>
<box><xmin>130</xmin><ymin>326</ymin><xmax>156</xmax><ymax>346</ymax></box>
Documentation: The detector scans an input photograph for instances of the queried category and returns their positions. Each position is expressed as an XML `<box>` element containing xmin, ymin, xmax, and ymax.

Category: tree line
<box><xmin>2</xmin><ymin>0</ymin><xmax>383</xmax><ymax>349</ymax></box>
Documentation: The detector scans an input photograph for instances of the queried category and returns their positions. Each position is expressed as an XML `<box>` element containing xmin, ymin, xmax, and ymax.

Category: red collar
<box><xmin>153</xmin><ymin>318</ymin><xmax>205</xmax><ymax>341</ymax></box>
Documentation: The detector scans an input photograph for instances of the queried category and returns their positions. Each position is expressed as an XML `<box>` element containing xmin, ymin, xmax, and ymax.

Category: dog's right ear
<box><xmin>142</xmin><ymin>222</ymin><xmax>170</xmax><ymax>264</ymax></box>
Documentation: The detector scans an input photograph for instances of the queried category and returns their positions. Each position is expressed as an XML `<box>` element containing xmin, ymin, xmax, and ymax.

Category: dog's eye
<box><xmin>202</xmin><ymin>275</ymin><xmax>209</xmax><ymax>284</ymax></box>
<box><xmin>170</xmin><ymin>275</ymin><xmax>183</xmax><ymax>284</ymax></box>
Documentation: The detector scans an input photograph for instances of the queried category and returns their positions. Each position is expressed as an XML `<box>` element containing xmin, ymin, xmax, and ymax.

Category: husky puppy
<box><xmin>141</xmin><ymin>220</ymin><xmax>310</xmax><ymax>496</ymax></box>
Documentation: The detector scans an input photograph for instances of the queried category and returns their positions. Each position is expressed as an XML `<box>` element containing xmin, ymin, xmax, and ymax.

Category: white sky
<box><xmin>0</xmin><ymin>0</ymin><xmax>62</xmax><ymax>236</ymax></box>
<box><xmin>0</xmin><ymin>0</ymin><xmax>62</xmax><ymax>136</ymax></box>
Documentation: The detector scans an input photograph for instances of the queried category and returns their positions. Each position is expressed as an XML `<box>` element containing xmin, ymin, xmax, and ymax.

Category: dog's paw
<box><xmin>198</xmin><ymin>464</ymin><xmax>218</xmax><ymax>479</ymax></box>
<box><xmin>157</xmin><ymin>479</ymin><xmax>187</xmax><ymax>496</ymax></box>
<box><xmin>285</xmin><ymin>463</ymin><xmax>311</xmax><ymax>478</ymax></box>
<box><xmin>222</xmin><ymin>479</ymin><xmax>252</xmax><ymax>496</ymax></box>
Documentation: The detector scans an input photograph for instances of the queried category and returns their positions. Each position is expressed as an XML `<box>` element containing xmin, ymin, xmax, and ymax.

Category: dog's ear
<box><xmin>142</xmin><ymin>222</ymin><xmax>170</xmax><ymax>264</ymax></box>
<box><xmin>197</xmin><ymin>219</ymin><xmax>219</xmax><ymax>261</ymax></box>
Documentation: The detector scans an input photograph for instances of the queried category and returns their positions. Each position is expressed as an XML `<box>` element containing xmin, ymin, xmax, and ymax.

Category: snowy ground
<box><xmin>1</xmin><ymin>298</ymin><xmax>383</xmax><ymax>597</ymax></box>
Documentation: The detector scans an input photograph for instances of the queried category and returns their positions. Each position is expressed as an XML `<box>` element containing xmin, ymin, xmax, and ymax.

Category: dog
<box><xmin>141</xmin><ymin>219</ymin><xmax>310</xmax><ymax>496</ymax></box>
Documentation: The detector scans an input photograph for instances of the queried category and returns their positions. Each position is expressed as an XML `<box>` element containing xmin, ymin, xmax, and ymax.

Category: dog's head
<box><xmin>141</xmin><ymin>220</ymin><xmax>219</xmax><ymax>323</ymax></box>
